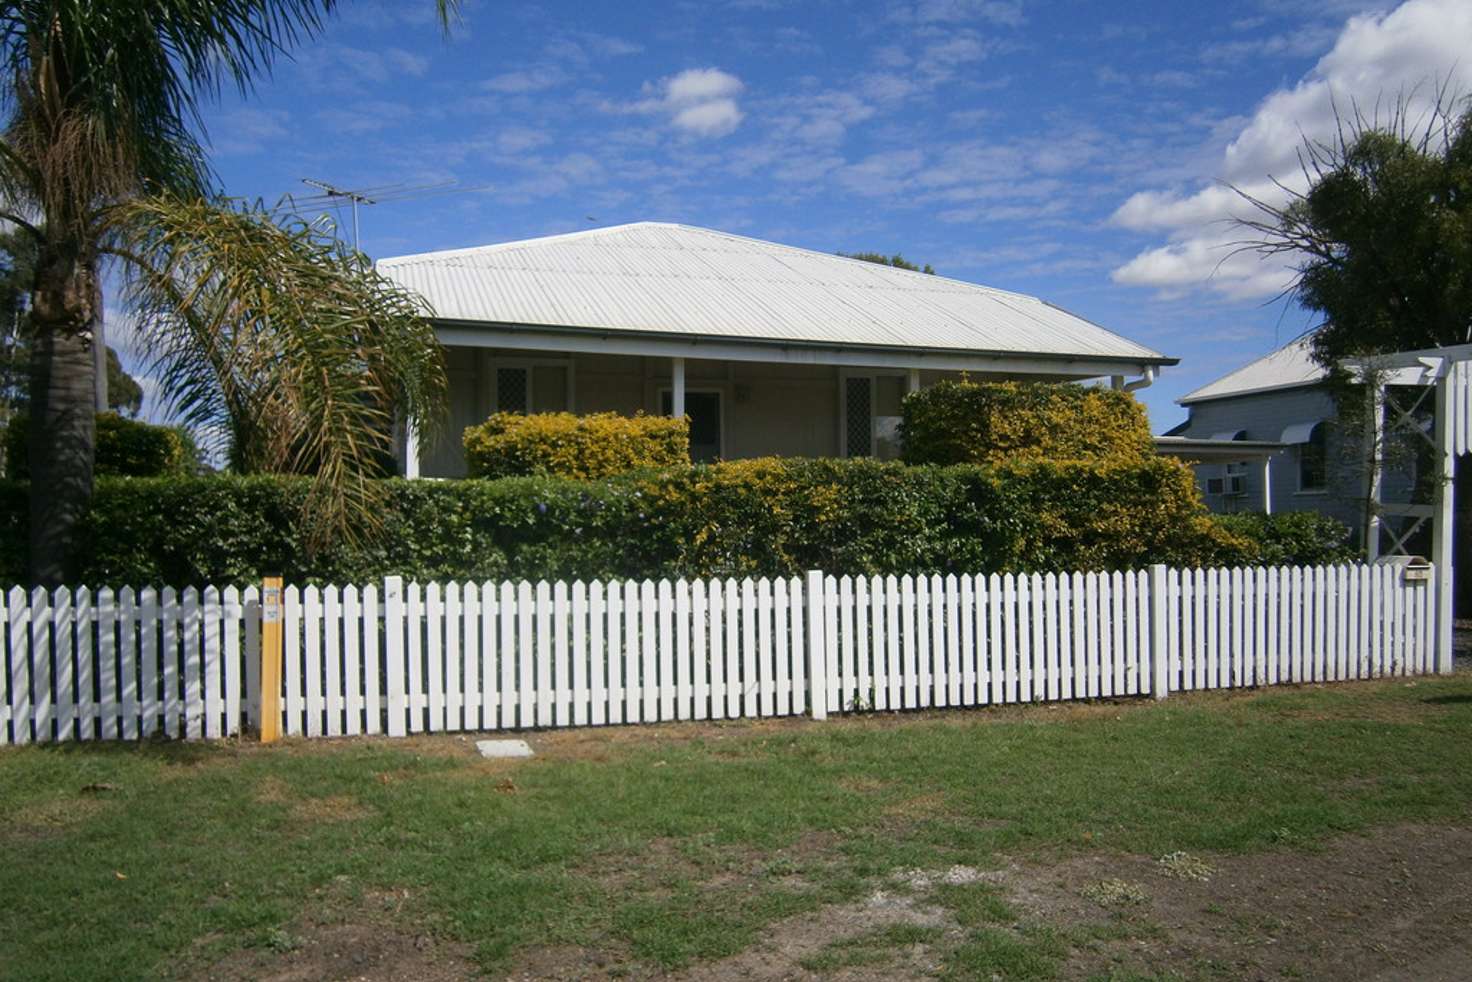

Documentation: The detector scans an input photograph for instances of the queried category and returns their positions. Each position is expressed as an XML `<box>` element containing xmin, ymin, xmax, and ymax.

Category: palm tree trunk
<box><xmin>27</xmin><ymin>253</ymin><xmax>98</xmax><ymax>585</ymax></box>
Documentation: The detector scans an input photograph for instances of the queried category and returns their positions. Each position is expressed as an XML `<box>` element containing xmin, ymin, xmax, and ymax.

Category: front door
<box><xmin>662</xmin><ymin>390</ymin><xmax>722</xmax><ymax>462</ymax></box>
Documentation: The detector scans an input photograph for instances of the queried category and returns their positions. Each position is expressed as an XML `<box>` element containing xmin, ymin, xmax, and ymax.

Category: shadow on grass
<box><xmin>1421</xmin><ymin>694</ymin><xmax>1472</xmax><ymax>705</ymax></box>
<box><xmin>23</xmin><ymin>735</ymin><xmax>226</xmax><ymax>766</ymax></box>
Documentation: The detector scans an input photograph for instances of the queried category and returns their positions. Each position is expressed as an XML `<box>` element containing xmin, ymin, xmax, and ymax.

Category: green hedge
<box><xmin>901</xmin><ymin>379</ymin><xmax>1155</xmax><ymax>466</ymax></box>
<box><xmin>4</xmin><ymin>412</ymin><xmax>195</xmax><ymax>479</ymax></box>
<box><xmin>0</xmin><ymin>455</ymin><xmax>1254</xmax><ymax>586</ymax></box>
<box><xmin>463</xmin><ymin>411</ymin><xmax>689</xmax><ymax>479</ymax></box>
<box><xmin>1213</xmin><ymin>511</ymin><xmax>1358</xmax><ymax>566</ymax></box>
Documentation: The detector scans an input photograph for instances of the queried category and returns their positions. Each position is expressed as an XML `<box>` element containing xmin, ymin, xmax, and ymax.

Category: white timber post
<box><xmin>1261</xmin><ymin>456</ymin><xmax>1273</xmax><ymax>515</ymax></box>
<box><xmin>1149</xmin><ymin>563</ymin><xmax>1170</xmax><ymax>700</ymax></box>
<box><xmin>671</xmin><ymin>357</ymin><xmax>686</xmax><ymax>419</ymax></box>
<box><xmin>1365</xmin><ymin>383</ymin><xmax>1385</xmax><ymax>560</ymax></box>
<box><xmin>907</xmin><ymin>369</ymin><xmax>921</xmax><ymax>395</ymax></box>
<box><xmin>806</xmin><ymin>570</ymin><xmax>829</xmax><ymax>720</ymax></box>
<box><xmin>1433</xmin><ymin>369</ymin><xmax>1455</xmax><ymax>674</ymax></box>
<box><xmin>403</xmin><ymin>418</ymin><xmax>420</xmax><ymax>480</ymax></box>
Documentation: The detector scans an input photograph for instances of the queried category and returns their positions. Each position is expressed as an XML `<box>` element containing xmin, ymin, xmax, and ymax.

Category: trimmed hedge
<box><xmin>1213</xmin><ymin>511</ymin><xmax>1359</xmax><ymax>566</ymax></box>
<box><xmin>901</xmin><ymin>379</ymin><xmax>1155</xmax><ymax>466</ymax></box>
<box><xmin>463</xmin><ymin>411</ymin><xmax>689</xmax><ymax>479</ymax></box>
<box><xmin>0</xmin><ymin>455</ymin><xmax>1252</xmax><ymax>586</ymax></box>
<box><xmin>4</xmin><ymin>412</ymin><xmax>195</xmax><ymax>479</ymax></box>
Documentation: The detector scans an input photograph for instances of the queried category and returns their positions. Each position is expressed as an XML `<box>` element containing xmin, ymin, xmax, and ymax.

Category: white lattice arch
<box><xmin>1357</xmin><ymin>344</ymin><xmax>1472</xmax><ymax>674</ymax></box>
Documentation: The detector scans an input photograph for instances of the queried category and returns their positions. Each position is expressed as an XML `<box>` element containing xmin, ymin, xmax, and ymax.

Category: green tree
<box><xmin>0</xmin><ymin>2</ymin><xmax>454</xmax><ymax>583</ymax></box>
<box><xmin>1233</xmin><ymin>101</ymin><xmax>1472</xmax><ymax>366</ymax></box>
<box><xmin>1232</xmin><ymin>97</ymin><xmax>1472</xmax><ymax>547</ymax></box>
<box><xmin>838</xmin><ymin>251</ymin><xmax>936</xmax><ymax>275</ymax></box>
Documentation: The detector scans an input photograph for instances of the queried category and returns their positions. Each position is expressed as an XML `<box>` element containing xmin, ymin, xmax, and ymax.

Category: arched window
<box><xmin>1298</xmin><ymin>422</ymin><xmax>1327</xmax><ymax>492</ymax></box>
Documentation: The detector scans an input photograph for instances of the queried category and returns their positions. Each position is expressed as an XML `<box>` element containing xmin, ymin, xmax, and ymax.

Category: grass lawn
<box><xmin>3</xmin><ymin>674</ymin><xmax>1472</xmax><ymax>980</ymax></box>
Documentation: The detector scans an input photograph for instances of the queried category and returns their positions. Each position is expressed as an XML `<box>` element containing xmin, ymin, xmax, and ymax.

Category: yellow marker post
<box><xmin>260</xmin><ymin>576</ymin><xmax>284</xmax><ymax>743</ymax></box>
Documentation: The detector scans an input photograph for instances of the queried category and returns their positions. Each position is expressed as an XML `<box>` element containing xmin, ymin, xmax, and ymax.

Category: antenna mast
<box><xmin>301</xmin><ymin>179</ymin><xmax>377</xmax><ymax>251</ymax></box>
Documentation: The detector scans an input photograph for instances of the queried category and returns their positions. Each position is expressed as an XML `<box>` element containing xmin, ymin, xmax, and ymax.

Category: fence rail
<box><xmin>1</xmin><ymin>562</ymin><xmax>1441</xmax><ymax>745</ymax></box>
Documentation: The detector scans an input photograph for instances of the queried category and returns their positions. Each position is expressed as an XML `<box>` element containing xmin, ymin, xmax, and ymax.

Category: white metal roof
<box><xmin>1178</xmin><ymin>335</ymin><xmax>1325</xmax><ymax>405</ymax></box>
<box><xmin>377</xmin><ymin>222</ymin><xmax>1171</xmax><ymax>367</ymax></box>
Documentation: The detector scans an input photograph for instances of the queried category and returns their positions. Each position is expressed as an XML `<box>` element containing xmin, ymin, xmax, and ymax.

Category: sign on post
<box><xmin>260</xmin><ymin>577</ymin><xmax>283</xmax><ymax>743</ymax></box>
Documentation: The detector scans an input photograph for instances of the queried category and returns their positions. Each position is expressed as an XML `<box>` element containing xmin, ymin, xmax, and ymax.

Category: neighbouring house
<box><xmin>376</xmin><ymin>222</ymin><xmax>1175</xmax><ymax>478</ymax></box>
<box><xmin>1168</xmin><ymin>333</ymin><xmax>1438</xmax><ymax>542</ymax></box>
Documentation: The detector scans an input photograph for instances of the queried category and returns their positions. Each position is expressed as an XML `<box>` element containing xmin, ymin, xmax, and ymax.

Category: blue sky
<box><xmin>170</xmin><ymin>0</ymin><xmax>1472</xmax><ymax>432</ymax></box>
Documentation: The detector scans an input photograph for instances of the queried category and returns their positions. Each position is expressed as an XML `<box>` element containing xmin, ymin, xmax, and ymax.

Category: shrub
<box><xmin>3</xmin><ymin>412</ymin><xmax>195</xmax><ymax>479</ymax></box>
<box><xmin>0</xmin><ymin>455</ymin><xmax>1252</xmax><ymax>587</ymax></box>
<box><xmin>1212</xmin><ymin>511</ymin><xmax>1358</xmax><ymax>566</ymax></box>
<box><xmin>463</xmin><ymin>411</ymin><xmax>688</xmax><ymax>479</ymax></box>
<box><xmin>901</xmin><ymin>379</ymin><xmax>1155</xmax><ymax>466</ymax></box>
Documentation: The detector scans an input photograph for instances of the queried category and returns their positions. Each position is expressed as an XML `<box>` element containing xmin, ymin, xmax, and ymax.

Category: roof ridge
<box><xmin>379</xmin><ymin>221</ymin><xmax>1058</xmax><ymax>306</ymax></box>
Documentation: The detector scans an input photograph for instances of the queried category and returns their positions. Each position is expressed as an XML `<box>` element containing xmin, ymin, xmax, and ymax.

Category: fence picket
<box><xmin>537</xmin><ymin>580</ymin><xmax>555</xmax><ymax>727</ymax></box>
<box><xmin>774</xmin><ymin>577</ymin><xmax>791</xmax><ymax>716</ymax></box>
<box><xmin>54</xmin><ymin>587</ymin><xmax>74</xmax><ymax>742</ymax></box>
<box><xmin>590</xmin><ymin>581</ymin><xmax>606</xmax><ymax>725</ymax></box>
<box><xmin>343</xmin><ymin>586</ymin><xmax>362</xmax><ymax>736</ymax></box>
<box><xmin>642</xmin><ymin>580</ymin><xmax>659</xmax><ymax>722</ymax></box>
<box><xmin>707</xmin><ymin>579</ymin><xmax>724</xmax><ymax>720</ymax></box>
<box><xmin>426</xmin><ymin>582</ymin><xmax>445</xmax><ymax>733</ymax></box>
<box><xmin>203</xmin><ymin>587</ymin><xmax>222</xmax><ymax>739</ymax></box>
<box><xmin>691</xmin><ymin>579</ymin><xmax>707</xmax><ymax>721</ymax></box>
<box><xmin>605</xmin><ymin>580</ymin><xmax>624</xmax><ymax>726</ymax></box>
<box><xmin>385</xmin><ymin>578</ymin><xmax>406</xmax><ymax>737</ymax></box>
<box><xmin>363</xmin><ymin>584</ymin><xmax>380</xmax><ymax>735</ymax></box>
<box><xmin>324</xmin><ymin>586</ymin><xmax>343</xmax><ymax>737</ymax></box>
<box><xmin>758</xmin><ymin>578</ymin><xmax>774</xmax><ymax>717</ymax></box>
<box><xmin>573</xmin><ymin>581</ymin><xmax>589</xmax><ymax>727</ymax></box>
<box><xmin>624</xmin><ymin>580</ymin><xmax>641</xmax><ymax>727</ymax></box>
<box><xmin>98</xmin><ymin>587</ymin><xmax>117</xmax><ymax>740</ymax></box>
<box><xmin>445</xmin><ymin>581</ymin><xmax>463</xmax><ymax>732</ymax></box>
<box><xmin>674</xmin><ymin>579</ymin><xmax>690</xmax><ymax>721</ymax></box>
<box><xmin>518</xmin><ymin>580</ymin><xmax>535</xmax><ymax>728</ymax></box>
<box><xmin>553</xmin><ymin>580</ymin><xmax>569</xmax><ymax>727</ymax></box>
<box><xmin>790</xmin><ymin>576</ymin><xmax>807</xmax><ymax>716</ymax></box>
<box><xmin>303</xmin><ymin>585</ymin><xmax>323</xmax><ymax>737</ymax></box>
<box><xmin>76</xmin><ymin>587</ymin><xmax>95</xmax><ymax>740</ymax></box>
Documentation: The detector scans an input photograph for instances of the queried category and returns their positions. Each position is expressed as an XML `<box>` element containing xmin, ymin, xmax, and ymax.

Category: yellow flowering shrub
<box><xmin>463</xmin><ymin>411</ymin><xmax>688</xmax><ymax>479</ymax></box>
<box><xmin>901</xmin><ymin>379</ymin><xmax>1155</xmax><ymax>466</ymax></box>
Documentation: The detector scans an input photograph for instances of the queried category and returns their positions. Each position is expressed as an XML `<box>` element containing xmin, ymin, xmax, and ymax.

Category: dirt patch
<box><xmin>989</xmin><ymin>822</ymin><xmax>1472</xmax><ymax>981</ymax></box>
<box><xmin>507</xmin><ymin>823</ymin><xmax>1472</xmax><ymax>981</ymax></box>
<box><xmin>189</xmin><ymin>884</ymin><xmax>475</xmax><ymax>982</ymax></box>
<box><xmin>192</xmin><ymin>920</ymin><xmax>475</xmax><ymax>982</ymax></box>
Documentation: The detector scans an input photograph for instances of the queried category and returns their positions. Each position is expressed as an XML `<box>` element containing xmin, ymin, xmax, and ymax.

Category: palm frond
<box><xmin>116</xmin><ymin>193</ymin><xmax>447</xmax><ymax>551</ymax></box>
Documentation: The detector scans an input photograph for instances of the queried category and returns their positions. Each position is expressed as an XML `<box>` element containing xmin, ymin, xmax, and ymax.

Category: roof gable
<box><xmin>1178</xmin><ymin>334</ymin><xmax>1325</xmax><ymax>405</ymax></box>
<box><xmin>378</xmin><ymin>222</ymin><xmax>1169</xmax><ymax>365</ymax></box>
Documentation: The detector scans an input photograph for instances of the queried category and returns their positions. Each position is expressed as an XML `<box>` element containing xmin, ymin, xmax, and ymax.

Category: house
<box><xmin>1170</xmin><ymin>334</ymin><xmax>1436</xmax><ymax>542</ymax></box>
<box><xmin>377</xmin><ymin>222</ymin><xmax>1175</xmax><ymax>477</ymax></box>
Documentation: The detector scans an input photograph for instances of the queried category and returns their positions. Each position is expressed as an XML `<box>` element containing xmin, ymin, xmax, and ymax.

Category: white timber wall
<box><xmin>1</xmin><ymin>563</ymin><xmax>1439</xmax><ymax>745</ymax></box>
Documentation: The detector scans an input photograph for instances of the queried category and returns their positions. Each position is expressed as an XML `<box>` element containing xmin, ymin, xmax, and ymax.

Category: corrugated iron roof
<box><xmin>1178</xmin><ymin>334</ymin><xmax>1325</xmax><ymax>405</ymax></box>
<box><xmin>377</xmin><ymin>222</ymin><xmax>1170</xmax><ymax>365</ymax></box>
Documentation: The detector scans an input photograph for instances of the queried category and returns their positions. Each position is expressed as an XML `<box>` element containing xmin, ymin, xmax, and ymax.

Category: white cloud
<box><xmin>210</xmin><ymin>108</ymin><xmax>289</xmax><ymax>155</ymax></box>
<box><xmin>1111</xmin><ymin>0</ymin><xmax>1472</xmax><ymax>298</ymax></box>
<box><xmin>618</xmin><ymin>67</ymin><xmax>747</xmax><ymax>138</ymax></box>
<box><xmin>483</xmin><ymin>65</ymin><xmax>570</xmax><ymax>94</ymax></box>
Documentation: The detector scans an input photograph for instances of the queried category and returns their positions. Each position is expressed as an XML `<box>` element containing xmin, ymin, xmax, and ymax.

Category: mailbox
<box><xmin>1375</xmin><ymin>554</ymin><xmax>1432</xmax><ymax>583</ymax></box>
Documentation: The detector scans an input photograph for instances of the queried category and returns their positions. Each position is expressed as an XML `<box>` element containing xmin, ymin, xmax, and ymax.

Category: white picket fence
<box><xmin>0</xmin><ymin>562</ymin><xmax>1442</xmax><ymax>745</ymax></box>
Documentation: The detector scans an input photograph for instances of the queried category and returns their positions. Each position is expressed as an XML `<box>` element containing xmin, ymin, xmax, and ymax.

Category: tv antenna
<box><xmin>294</xmin><ymin>178</ymin><xmax>490</xmax><ymax>252</ymax></box>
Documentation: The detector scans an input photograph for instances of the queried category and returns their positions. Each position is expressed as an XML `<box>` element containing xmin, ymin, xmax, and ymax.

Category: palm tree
<box><xmin>0</xmin><ymin>2</ymin><xmax>454</xmax><ymax>583</ymax></box>
<box><xmin>121</xmin><ymin>193</ymin><xmax>445</xmax><ymax>551</ymax></box>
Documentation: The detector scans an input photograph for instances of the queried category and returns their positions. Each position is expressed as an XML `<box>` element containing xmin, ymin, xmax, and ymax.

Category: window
<box><xmin>1298</xmin><ymin>422</ymin><xmax>1327</xmax><ymax>491</ymax></box>
<box><xmin>494</xmin><ymin>362</ymin><xmax>569</xmax><ymax>415</ymax></box>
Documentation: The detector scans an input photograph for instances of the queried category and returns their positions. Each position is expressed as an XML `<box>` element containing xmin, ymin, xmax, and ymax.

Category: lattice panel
<box><xmin>846</xmin><ymin>377</ymin><xmax>872</xmax><ymax>457</ymax></box>
<box><xmin>497</xmin><ymin>368</ymin><xmax>528</xmax><ymax>414</ymax></box>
